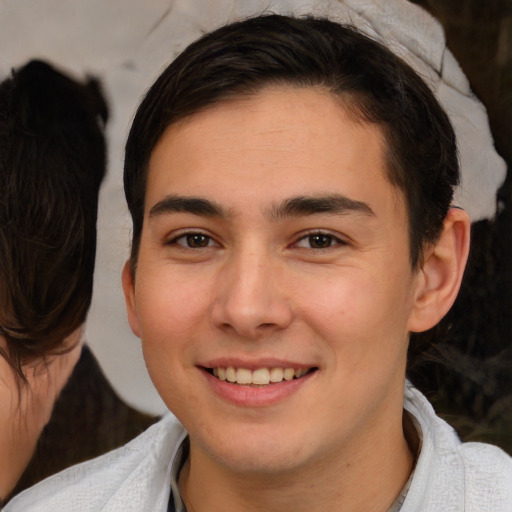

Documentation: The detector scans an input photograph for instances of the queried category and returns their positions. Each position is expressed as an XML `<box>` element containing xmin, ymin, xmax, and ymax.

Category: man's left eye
<box><xmin>295</xmin><ymin>233</ymin><xmax>342</xmax><ymax>249</ymax></box>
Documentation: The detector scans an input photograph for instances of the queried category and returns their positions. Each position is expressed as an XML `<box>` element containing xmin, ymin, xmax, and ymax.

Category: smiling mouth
<box><xmin>205</xmin><ymin>366</ymin><xmax>317</xmax><ymax>386</ymax></box>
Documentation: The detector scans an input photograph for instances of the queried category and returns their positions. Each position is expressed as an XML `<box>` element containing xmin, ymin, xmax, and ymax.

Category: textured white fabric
<box><xmin>5</xmin><ymin>384</ymin><xmax>512</xmax><ymax>511</ymax></box>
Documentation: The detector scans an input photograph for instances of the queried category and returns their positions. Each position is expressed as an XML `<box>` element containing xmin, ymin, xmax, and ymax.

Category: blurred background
<box><xmin>0</xmin><ymin>0</ymin><xmax>510</xmax><ymax>452</ymax></box>
<box><xmin>409</xmin><ymin>0</ymin><xmax>512</xmax><ymax>454</ymax></box>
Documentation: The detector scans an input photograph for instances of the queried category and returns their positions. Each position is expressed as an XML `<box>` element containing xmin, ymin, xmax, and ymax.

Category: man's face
<box><xmin>124</xmin><ymin>86</ymin><xmax>423</xmax><ymax>475</ymax></box>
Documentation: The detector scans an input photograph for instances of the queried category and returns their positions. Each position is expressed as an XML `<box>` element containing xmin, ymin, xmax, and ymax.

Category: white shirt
<box><xmin>4</xmin><ymin>383</ymin><xmax>512</xmax><ymax>511</ymax></box>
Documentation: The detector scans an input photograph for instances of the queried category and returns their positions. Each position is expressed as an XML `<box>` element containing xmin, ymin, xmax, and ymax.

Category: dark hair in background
<box><xmin>124</xmin><ymin>14</ymin><xmax>459</xmax><ymax>273</ymax></box>
<box><xmin>0</xmin><ymin>60</ymin><xmax>108</xmax><ymax>381</ymax></box>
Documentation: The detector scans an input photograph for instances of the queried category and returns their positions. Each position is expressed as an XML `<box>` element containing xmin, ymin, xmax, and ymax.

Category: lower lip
<box><xmin>201</xmin><ymin>369</ymin><xmax>316</xmax><ymax>407</ymax></box>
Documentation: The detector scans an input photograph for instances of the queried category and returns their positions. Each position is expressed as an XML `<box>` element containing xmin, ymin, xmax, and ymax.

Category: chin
<box><xmin>196</xmin><ymin>426</ymin><xmax>316</xmax><ymax>476</ymax></box>
<box><xmin>217</xmin><ymin>449</ymin><xmax>307</xmax><ymax>476</ymax></box>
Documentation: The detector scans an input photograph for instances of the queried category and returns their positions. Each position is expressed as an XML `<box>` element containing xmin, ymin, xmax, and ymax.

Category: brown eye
<box><xmin>170</xmin><ymin>232</ymin><xmax>216</xmax><ymax>248</ymax></box>
<box><xmin>185</xmin><ymin>234</ymin><xmax>211</xmax><ymax>248</ymax></box>
<box><xmin>295</xmin><ymin>232</ymin><xmax>344</xmax><ymax>250</ymax></box>
<box><xmin>308</xmin><ymin>234</ymin><xmax>335</xmax><ymax>249</ymax></box>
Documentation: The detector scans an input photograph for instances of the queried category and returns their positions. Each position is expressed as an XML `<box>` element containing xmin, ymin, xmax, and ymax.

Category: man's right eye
<box><xmin>171</xmin><ymin>233</ymin><xmax>215</xmax><ymax>248</ymax></box>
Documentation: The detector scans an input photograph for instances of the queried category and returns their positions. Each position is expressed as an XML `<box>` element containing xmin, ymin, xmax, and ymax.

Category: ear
<box><xmin>122</xmin><ymin>260</ymin><xmax>141</xmax><ymax>338</ymax></box>
<box><xmin>408</xmin><ymin>207</ymin><xmax>470</xmax><ymax>332</ymax></box>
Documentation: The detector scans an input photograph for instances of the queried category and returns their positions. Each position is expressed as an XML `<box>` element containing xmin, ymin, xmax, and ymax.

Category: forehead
<box><xmin>146</xmin><ymin>86</ymin><xmax>403</xmax><ymax>217</ymax></box>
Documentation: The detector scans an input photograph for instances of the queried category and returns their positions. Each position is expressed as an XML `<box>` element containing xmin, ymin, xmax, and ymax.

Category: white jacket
<box><xmin>4</xmin><ymin>383</ymin><xmax>512</xmax><ymax>512</ymax></box>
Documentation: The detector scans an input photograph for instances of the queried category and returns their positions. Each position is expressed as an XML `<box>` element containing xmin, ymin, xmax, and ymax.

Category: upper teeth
<box><xmin>212</xmin><ymin>367</ymin><xmax>308</xmax><ymax>385</ymax></box>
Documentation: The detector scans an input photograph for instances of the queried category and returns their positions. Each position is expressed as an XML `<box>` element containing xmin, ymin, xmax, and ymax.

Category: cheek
<box><xmin>134</xmin><ymin>270</ymin><xmax>214</xmax><ymax>394</ymax></box>
<box><xmin>134</xmin><ymin>276</ymin><xmax>212</xmax><ymax>417</ymax></box>
<box><xmin>296</xmin><ymin>269</ymin><xmax>413</xmax><ymax>357</ymax></box>
<box><xmin>296</xmin><ymin>270</ymin><xmax>381</xmax><ymax>326</ymax></box>
<box><xmin>135</xmin><ymin>268</ymin><xmax>212</xmax><ymax>339</ymax></box>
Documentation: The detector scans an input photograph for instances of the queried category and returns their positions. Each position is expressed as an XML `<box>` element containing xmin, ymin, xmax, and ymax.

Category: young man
<box><xmin>7</xmin><ymin>14</ymin><xmax>512</xmax><ymax>512</ymax></box>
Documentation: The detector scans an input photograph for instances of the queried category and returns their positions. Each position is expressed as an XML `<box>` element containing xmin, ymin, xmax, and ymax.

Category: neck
<box><xmin>0</xmin><ymin>337</ymin><xmax>36</xmax><ymax>500</ymax></box>
<box><xmin>180</xmin><ymin>413</ymin><xmax>415</xmax><ymax>512</ymax></box>
<box><xmin>0</xmin><ymin>399</ymin><xmax>39</xmax><ymax>502</ymax></box>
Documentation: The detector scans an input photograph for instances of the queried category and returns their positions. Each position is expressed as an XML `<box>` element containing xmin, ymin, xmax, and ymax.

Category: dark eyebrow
<box><xmin>149</xmin><ymin>195</ymin><xmax>231</xmax><ymax>219</ymax></box>
<box><xmin>267</xmin><ymin>194</ymin><xmax>375</xmax><ymax>219</ymax></box>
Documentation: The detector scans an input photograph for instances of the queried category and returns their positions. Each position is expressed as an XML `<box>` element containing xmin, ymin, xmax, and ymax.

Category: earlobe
<box><xmin>121</xmin><ymin>260</ymin><xmax>141</xmax><ymax>338</ymax></box>
<box><xmin>408</xmin><ymin>207</ymin><xmax>471</xmax><ymax>333</ymax></box>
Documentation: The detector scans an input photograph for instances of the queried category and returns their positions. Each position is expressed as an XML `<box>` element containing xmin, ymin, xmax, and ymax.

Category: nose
<box><xmin>210</xmin><ymin>245</ymin><xmax>293</xmax><ymax>339</ymax></box>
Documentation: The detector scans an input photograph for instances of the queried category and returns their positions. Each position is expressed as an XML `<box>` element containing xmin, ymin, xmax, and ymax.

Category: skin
<box><xmin>0</xmin><ymin>329</ymin><xmax>82</xmax><ymax>500</ymax></box>
<box><xmin>123</xmin><ymin>86</ymin><xmax>470</xmax><ymax>511</ymax></box>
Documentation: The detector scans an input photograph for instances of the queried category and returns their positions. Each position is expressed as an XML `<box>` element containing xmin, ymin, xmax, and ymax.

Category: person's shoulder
<box><xmin>4</xmin><ymin>413</ymin><xmax>184</xmax><ymax>512</ymax></box>
<box><xmin>459</xmin><ymin>441</ymin><xmax>512</xmax><ymax>509</ymax></box>
<box><xmin>460</xmin><ymin>439</ymin><xmax>512</xmax><ymax>470</ymax></box>
<box><xmin>404</xmin><ymin>383</ymin><xmax>512</xmax><ymax>511</ymax></box>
